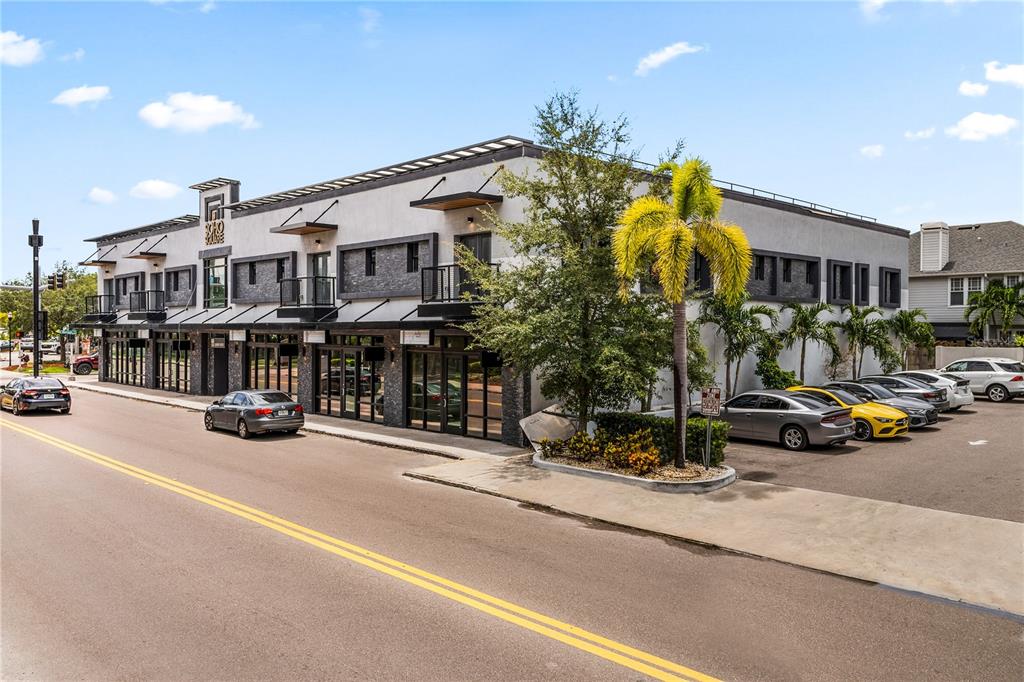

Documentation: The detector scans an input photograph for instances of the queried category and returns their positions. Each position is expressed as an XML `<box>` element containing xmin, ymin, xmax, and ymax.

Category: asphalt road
<box><xmin>724</xmin><ymin>400</ymin><xmax>1024</xmax><ymax>522</ymax></box>
<box><xmin>2</xmin><ymin>390</ymin><xmax>1022</xmax><ymax>681</ymax></box>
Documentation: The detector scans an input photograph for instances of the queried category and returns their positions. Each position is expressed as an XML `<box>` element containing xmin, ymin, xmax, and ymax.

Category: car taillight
<box><xmin>923</xmin><ymin>391</ymin><xmax>940</xmax><ymax>399</ymax></box>
<box><xmin>254</xmin><ymin>408</ymin><xmax>273</xmax><ymax>416</ymax></box>
<box><xmin>293</xmin><ymin>405</ymin><xmax>303</xmax><ymax>413</ymax></box>
<box><xmin>1010</xmin><ymin>375</ymin><xmax>1023</xmax><ymax>382</ymax></box>
<box><xmin>22</xmin><ymin>390</ymin><xmax>37</xmax><ymax>397</ymax></box>
<box><xmin>59</xmin><ymin>389</ymin><xmax>70</xmax><ymax>395</ymax></box>
<box><xmin>821</xmin><ymin>414</ymin><xmax>844</xmax><ymax>424</ymax></box>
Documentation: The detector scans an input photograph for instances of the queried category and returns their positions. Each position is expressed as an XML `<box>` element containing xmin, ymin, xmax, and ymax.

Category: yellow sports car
<box><xmin>787</xmin><ymin>386</ymin><xmax>909</xmax><ymax>441</ymax></box>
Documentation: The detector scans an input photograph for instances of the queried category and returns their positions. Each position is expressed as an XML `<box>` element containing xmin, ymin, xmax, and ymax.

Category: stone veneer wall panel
<box><xmin>500</xmin><ymin>367</ymin><xmax>530</xmax><ymax>447</ymax></box>
<box><xmin>382</xmin><ymin>330</ymin><xmax>405</xmax><ymax>427</ymax></box>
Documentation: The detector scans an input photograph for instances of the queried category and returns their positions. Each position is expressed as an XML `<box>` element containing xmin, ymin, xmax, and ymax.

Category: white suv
<box><xmin>937</xmin><ymin>357</ymin><xmax>1024</xmax><ymax>403</ymax></box>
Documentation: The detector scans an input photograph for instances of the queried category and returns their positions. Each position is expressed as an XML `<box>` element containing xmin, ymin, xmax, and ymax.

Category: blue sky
<box><xmin>2</xmin><ymin>0</ymin><xmax>1022</xmax><ymax>277</ymax></box>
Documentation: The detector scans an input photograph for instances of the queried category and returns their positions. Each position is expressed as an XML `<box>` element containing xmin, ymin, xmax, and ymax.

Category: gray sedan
<box><xmin>858</xmin><ymin>375</ymin><xmax>951</xmax><ymax>411</ymax></box>
<box><xmin>688</xmin><ymin>390</ymin><xmax>855</xmax><ymax>451</ymax></box>
<box><xmin>205</xmin><ymin>390</ymin><xmax>304</xmax><ymax>439</ymax></box>
<box><xmin>825</xmin><ymin>381</ymin><xmax>938</xmax><ymax>428</ymax></box>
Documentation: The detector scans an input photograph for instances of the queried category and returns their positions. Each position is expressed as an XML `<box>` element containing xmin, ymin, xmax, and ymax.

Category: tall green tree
<box><xmin>832</xmin><ymin>304</ymin><xmax>895</xmax><ymax>378</ymax></box>
<box><xmin>698</xmin><ymin>293</ymin><xmax>777</xmax><ymax>397</ymax></box>
<box><xmin>614</xmin><ymin>160</ymin><xmax>752</xmax><ymax>467</ymax></box>
<box><xmin>459</xmin><ymin>93</ymin><xmax>674</xmax><ymax>430</ymax></box>
<box><xmin>964</xmin><ymin>280</ymin><xmax>1024</xmax><ymax>341</ymax></box>
<box><xmin>779</xmin><ymin>301</ymin><xmax>836</xmax><ymax>383</ymax></box>
<box><xmin>0</xmin><ymin>261</ymin><xmax>95</xmax><ymax>344</ymax></box>
<box><xmin>885</xmin><ymin>308</ymin><xmax>934</xmax><ymax>370</ymax></box>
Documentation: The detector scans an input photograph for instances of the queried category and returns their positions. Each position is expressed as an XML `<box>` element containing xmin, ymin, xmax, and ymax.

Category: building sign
<box><xmin>137</xmin><ymin>329</ymin><xmax>151</xmax><ymax>339</ymax></box>
<box><xmin>303</xmin><ymin>330</ymin><xmax>326</xmax><ymax>344</ymax></box>
<box><xmin>229</xmin><ymin>330</ymin><xmax>247</xmax><ymax>342</ymax></box>
<box><xmin>204</xmin><ymin>220</ymin><xmax>225</xmax><ymax>245</ymax></box>
<box><xmin>210</xmin><ymin>337</ymin><xmax>226</xmax><ymax>349</ymax></box>
<box><xmin>700</xmin><ymin>387</ymin><xmax>721</xmax><ymax>416</ymax></box>
<box><xmin>401</xmin><ymin>330</ymin><xmax>431</xmax><ymax>346</ymax></box>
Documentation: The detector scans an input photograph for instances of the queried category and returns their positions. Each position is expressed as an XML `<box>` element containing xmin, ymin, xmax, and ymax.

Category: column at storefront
<box><xmin>143</xmin><ymin>330</ymin><xmax>158</xmax><ymax>390</ymax></box>
<box><xmin>297</xmin><ymin>339</ymin><xmax>316</xmax><ymax>414</ymax></box>
<box><xmin>500</xmin><ymin>367</ymin><xmax>531</xmax><ymax>447</ymax></box>
<box><xmin>187</xmin><ymin>332</ymin><xmax>204</xmax><ymax>395</ymax></box>
<box><xmin>228</xmin><ymin>331</ymin><xmax>246</xmax><ymax>393</ymax></box>
<box><xmin>382</xmin><ymin>330</ymin><xmax>404</xmax><ymax>428</ymax></box>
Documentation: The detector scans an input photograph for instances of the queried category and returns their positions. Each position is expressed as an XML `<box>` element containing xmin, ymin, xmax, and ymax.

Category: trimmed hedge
<box><xmin>594</xmin><ymin>412</ymin><xmax>730</xmax><ymax>467</ymax></box>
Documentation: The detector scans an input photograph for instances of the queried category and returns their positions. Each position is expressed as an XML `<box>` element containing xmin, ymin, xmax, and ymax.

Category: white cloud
<box><xmin>138</xmin><ymin>92</ymin><xmax>258</xmax><ymax>133</ymax></box>
<box><xmin>0</xmin><ymin>30</ymin><xmax>44</xmax><ymax>66</ymax></box>
<box><xmin>59</xmin><ymin>48</ymin><xmax>86</xmax><ymax>62</ymax></box>
<box><xmin>87</xmin><ymin>187</ymin><xmax>116</xmax><ymax>204</ymax></box>
<box><xmin>130</xmin><ymin>179</ymin><xmax>182</xmax><ymax>200</ymax></box>
<box><xmin>607</xmin><ymin>74</ymin><xmax>618</xmax><ymax>82</ymax></box>
<box><xmin>958</xmin><ymin>80</ymin><xmax>988</xmax><ymax>97</ymax></box>
<box><xmin>984</xmin><ymin>61</ymin><xmax>1024</xmax><ymax>88</ymax></box>
<box><xmin>859</xmin><ymin>0</ymin><xmax>890</xmax><ymax>20</ymax></box>
<box><xmin>945</xmin><ymin>112</ymin><xmax>1019</xmax><ymax>141</ymax></box>
<box><xmin>634</xmin><ymin>41</ymin><xmax>703</xmax><ymax>77</ymax></box>
<box><xmin>199</xmin><ymin>1</ymin><xmax>216</xmax><ymax>13</ymax></box>
<box><xmin>359</xmin><ymin>7</ymin><xmax>381</xmax><ymax>33</ymax></box>
<box><xmin>52</xmin><ymin>85</ymin><xmax>111</xmax><ymax>108</ymax></box>
<box><xmin>859</xmin><ymin>144</ymin><xmax>885</xmax><ymax>158</ymax></box>
<box><xmin>904</xmin><ymin>127</ymin><xmax>936</xmax><ymax>141</ymax></box>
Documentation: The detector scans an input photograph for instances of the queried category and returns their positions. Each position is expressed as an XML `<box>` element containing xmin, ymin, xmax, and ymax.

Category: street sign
<box><xmin>700</xmin><ymin>387</ymin><xmax>721</xmax><ymax>416</ymax></box>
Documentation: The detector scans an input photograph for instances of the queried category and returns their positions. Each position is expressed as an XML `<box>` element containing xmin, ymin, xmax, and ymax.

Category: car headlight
<box><xmin>876</xmin><ymin>417</ymin><xmax>893</xmax><ymax>423</ymax></box>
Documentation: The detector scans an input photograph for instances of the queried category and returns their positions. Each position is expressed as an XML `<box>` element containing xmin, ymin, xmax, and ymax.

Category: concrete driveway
<box><xmin>723</xmin><ymin>399</ymin><xmax>1024</xmax><ymax>522</ymax></box>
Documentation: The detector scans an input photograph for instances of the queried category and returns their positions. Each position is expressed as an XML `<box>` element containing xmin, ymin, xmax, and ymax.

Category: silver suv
<box><xmin>937</xmin><ymin>357</ymin><xmax>1024</xmax><ymax>402</ymax></box>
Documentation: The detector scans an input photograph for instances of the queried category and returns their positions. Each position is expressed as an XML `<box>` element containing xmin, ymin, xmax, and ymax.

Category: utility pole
<box><xmin>5</xmin><ymin>312</ymin><xmax>12</xmax><ymax>367</ymax></box>
<box><xmin>29</xmin><ymin>219</ymin><xmax>43</xmax><ymax>378</ymax></box>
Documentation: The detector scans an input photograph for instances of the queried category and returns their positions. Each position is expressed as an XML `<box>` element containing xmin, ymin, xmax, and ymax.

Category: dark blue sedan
<box><xmin>0</xmin><ymin>377</ymin><xmax>72</xmax><ymax>415</ymax></box>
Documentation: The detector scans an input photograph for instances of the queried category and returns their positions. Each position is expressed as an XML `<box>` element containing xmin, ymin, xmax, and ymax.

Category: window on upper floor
<box><xmin>277</xmin><ymin>258</ymin><xmax>287</xmax><ymax>283</ymax></box>
<box><xmin>855</xmin><ymin>263</ymin><xmax>870</xmax><ymax>305</ymax></box>
<box><xmin>966</xmin><ymin>276</ymin><xmax>983</xmax><ymax>304</ymax></box>
<box><xmin>879</xmin><ymin>267</ymin><xmax>901</xmax><ymax>308</ymax></box>
<box><xmin>753</xmin><ymin>255</ymin><xmax>766</xmax><ymax>281</ymax></box>
<box><xmin>827</xmin><ymin>260</ymin><xmax>852</xmax><ymax>304</ymax></box>
<box><xmin>407</xmin><ymin>243</ymin><xmax>420</xmax><ymax>273</ymax></box>
<box><xmin>204</xmin><ymin>257</ymin><xmax>227</xmax><ymax>308</ymax></box>
<box><xmin>171</xmin><ymin>271</ymin><xmax>180</xmax><ymax>292</ymax></box>
<box><xmin>365</xmin><ymin>248</ymin><xmax>377</xmax><ymax>277</ymax></box>
<box><xmin>949</xmin><ymin>277</ymin><xmax>964</xmax><ymax>306</ymax></box>
<box><xmin>805</xmin><ymin>260</ymin><xmax>818</xmax><ymax>286</ymax></box>
<box><xmin>782</xmin><ymin>258</ymin><xmax>792</xmax><ymax>283</ymax></box>
<box><xmin>248</xmin><ymin>262</ymin><xmax>257</xmax><ymax>286</ymax></box>
<box><xmin>1004</xmin><ymin>275</ymin><xmax>1019</xmax><ymax>288</ymax></box>
<box><xmin>205</xmin><ymin>196</ymin><xmax>223</xmax><ymax>221</ymax></box>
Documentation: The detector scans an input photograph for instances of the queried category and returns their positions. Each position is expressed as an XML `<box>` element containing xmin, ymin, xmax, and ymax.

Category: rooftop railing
<box><xmin>421</xmin><ymin>263</ymin><xmax>497</xmax><ymax>304</ymax></box>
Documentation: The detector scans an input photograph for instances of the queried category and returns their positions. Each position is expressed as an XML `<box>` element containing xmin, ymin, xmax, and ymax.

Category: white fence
<box><xmin>934</xmin><ymin>346</ymin><xmax>1024</xmax><ymax>367</ymax></box>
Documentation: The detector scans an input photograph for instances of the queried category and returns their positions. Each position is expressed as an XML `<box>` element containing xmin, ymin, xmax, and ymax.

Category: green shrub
<box><xmin>537</xmin><ymin>437</ymin><xmax>565</xmax><ymax>459</ymax></box>
<box><xmin>755</xmin><ymin>336</ymin><xmax>800</xmax><ymax>389</ymax></box>
<box><xmin>594</xmin><ymin>412</ymin><xmax>729</xmax><ymax>466</ymax></box>
<box><xmin>562</xmin><ymin>431</ymin><xmax>602</xmax><ymax>462</ymax></box>
<box><xmin>602</xmin><ymin>429</ymin><xmax>657</xmax><ymax>470</ymax></box>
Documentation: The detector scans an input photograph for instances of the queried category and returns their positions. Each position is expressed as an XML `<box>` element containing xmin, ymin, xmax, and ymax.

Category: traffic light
<box><xmin>47</xmin><ymin>273</ymin><xmax>57</xmax><ymax>290</ymax></box>
<box><xmin>46</xmin><ymin>272</ymin><xmax>67</xmax><ymax>290</ymax></box>
<box><xmin>55</xmin><ymin>272</ymin><xmax>66</xmax><ymax>289</ymax></box>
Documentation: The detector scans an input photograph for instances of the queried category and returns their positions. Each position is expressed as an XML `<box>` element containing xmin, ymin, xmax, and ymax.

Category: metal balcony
<box><xmin>418</xmin><ymin>263</ymin><xmax>495</xmax><ymax>319</ymax></box>
<box><xmin>128</xmin><ymin>290</ymin><xmax>167</xmax><ymax>321</ymax></box>
<box><xmin>278</xmin><ymin>276</ymin><xmax>337</xmax><ymax>321</ymax></box>
<box><xmin>84</xmin><ymin>294</ymin><xmax>117</xmax><ymax>323</ymax></box>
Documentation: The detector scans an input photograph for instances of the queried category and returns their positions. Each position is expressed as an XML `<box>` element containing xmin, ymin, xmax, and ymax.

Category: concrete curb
<box><xmin>532</xmin><ymin>453</ymin><xmax>736</xmax><ymax>493</ymax></box>
<box><xmin>66</xmin><ymin>381</ymin><xmax>517</xmax><ymax>462</ymax></box>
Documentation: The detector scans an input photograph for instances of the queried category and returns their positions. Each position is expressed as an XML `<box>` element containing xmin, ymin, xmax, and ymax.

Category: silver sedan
<box><xmin>689</xmin><ymin>390</ymin><xmax>855</xmax><ymax>451</ymax></box>
<box><xmin>205</xmin><ymin>390</ymin><xmax>305</xmax><ymax>439</ymax></box>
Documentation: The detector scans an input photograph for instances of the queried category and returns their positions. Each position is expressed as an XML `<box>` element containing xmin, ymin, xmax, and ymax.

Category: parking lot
<box><xmin>724</xmin><ymin>399</ymin><xmax>1024</xmax><ymax>522</ymax></box>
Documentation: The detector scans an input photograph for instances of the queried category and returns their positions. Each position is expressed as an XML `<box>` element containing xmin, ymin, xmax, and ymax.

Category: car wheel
<box><xmin>74</xmin><ymin>364</ymin><xmax>91</xmax><ymax>375</ymax></box>
<box><xmin>780</xmin><ymin>425</ymin><xmax>808</xmax><ymax>451</ymax></box>
<box><xmin>986</xmin><ymin>385</ymin><xmax>1008</xmax><ymax>402</ymax></box>
<box><xmin>852</xmin><ymin>419</ymin><xmax>873</xmax><ymax>441</ymax></box>
<box><xmin>12</xmin><ymin>403</ymin><xmax>21</xmax><ymax>416</ymax></box>
<box><xmin>237</xmin><ymin>419</ymin><xmax>251</xmax><ymax>439</ymax></box>
<box><xmin>61</xmin><ymin>406</ymin><xmax>71</xmax><ymax>414</ymax></box>
<box><xmin>204</xmin><ymin>413</ymin><xmax>215</xmax><ymax>431</ymax></box>
<box><xmin>948</xmin><ymin>405</ymin><xmax>961</xmax><ymax>412</ymax></box>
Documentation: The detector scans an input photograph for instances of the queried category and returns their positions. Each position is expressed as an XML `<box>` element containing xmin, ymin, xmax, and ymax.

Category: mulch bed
<box><xmin>541</xmin><ymin>454</ymin><xmax>727</xmax><ymax>482</ymax></box>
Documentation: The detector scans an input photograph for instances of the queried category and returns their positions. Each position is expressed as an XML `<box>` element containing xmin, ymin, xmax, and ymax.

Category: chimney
<box><xmin>919</xmin><ymin>221</ymin><xmax>949</xmax><ymax>272</ymax></box>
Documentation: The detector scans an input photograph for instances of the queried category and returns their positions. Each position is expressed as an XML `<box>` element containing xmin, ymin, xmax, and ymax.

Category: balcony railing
<box><xmin>85</xmin><ymin>294</ymin><xmax>116</xmax><ymax>316</ymax></box>
<box><xmin>421</xmin><ymin>263</ymin><xmax>496</xmax><ymax>304</ymax></box>
<box><xmin>129</xmin><ymin>290</ymin><xmax>166</xmax><ymax>313</ymax></box>
<box><xmin>280</xmin><ymin>276</ymin><xmax>335</xmax><ymax>307</ymax></box>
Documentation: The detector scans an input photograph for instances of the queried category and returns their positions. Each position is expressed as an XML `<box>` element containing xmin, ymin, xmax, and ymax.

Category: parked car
<box><xmin>893</xmin><ymin>370</ymin><xmax>974</xmax><ymax>410</ymax></box>
<box><xmin>935</xmin><ymin>357</ymin><xmax>1024</xmax><ymax>402</ymax></box>
<box><xmin>826</xmin><ymin>381</ymin><xmax>938</xmax><ymax>428</ymax></box>
<box><xmin>858</xmin><ymin>374</ymin><xmax>952</xmax><ymax>412</ymax></box>
<box><xmin>204</xmin><ymin>390</ymin><xmax>304</xmax><ymax>438</ymax></box>
<box><xmin>786</xmin><ymin>386</ymin><xmax>909</xmax><ymax>441</ymax></box>
<box><xmin>0</xmin><ymin>377</ymin><xmax>72</xmax><ymax>415</ymax></box>
<box><xmin>687</xmin><ymin>389</ymin><xmax>855</xmax><ymax>451</ymax></box>
<box><xmin>73</xmin><ymin>353</ymin><xmax>99</xmax><ymax>375</ymax></box>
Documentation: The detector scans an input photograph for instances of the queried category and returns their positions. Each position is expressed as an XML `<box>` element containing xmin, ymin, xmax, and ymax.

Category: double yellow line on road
<box><xmin>1</xmin><ymin>418</ymin><xmax>719</xmax><ymax>682</ymax></box>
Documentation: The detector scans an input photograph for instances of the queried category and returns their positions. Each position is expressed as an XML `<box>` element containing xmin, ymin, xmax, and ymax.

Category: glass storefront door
<box><xmin>407</xmin><ymin>341</ymin><xmax>503</xmax><ymax>440</ymax></box>
<box><xmin>316</xmin><ymin>344</ymin><xmax>384</xmax><ymax>423</ymax></box>
<box><xmin>445</xmin><ymin>355</ymin><xmax>463</xmax><ymax>435</ymax></box>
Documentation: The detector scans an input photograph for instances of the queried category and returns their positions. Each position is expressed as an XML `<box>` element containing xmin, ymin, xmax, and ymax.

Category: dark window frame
<box><xmin>407</xmin><ymin>243</ymin><xmax>419</xmax><ymax>273</ymax></box>
<box><xmin>879</xmin><ymin>267</ymin><xmax>901</xmax><ymax>308</ymax></box>
<box><xmin>203</xmin><ymin>256</ymin><xmax>228</xmax><ymax>309</ymax></box>
<box><xmin>782</xmin><ymin>258</ymin><xmax>792</xmax><ymax>283</ymax></box>
<box><xmin>855</xmin><ymin>263</ymin><xmax>870</xmax><ymax>306</ymax></box>
<box><xmin>365</xmin><ymin>248</ymin><xmax>377</xmax><ymax>277</ymax></box>
<box><xmin>827</xmin><ymin>259</ymin><xmax>853</xmax><ymax>305</ymax></box>
<box><xmin>247</xmin><ymin>262</ymin><xmax>256</xmax><ymax>286</ymax></box>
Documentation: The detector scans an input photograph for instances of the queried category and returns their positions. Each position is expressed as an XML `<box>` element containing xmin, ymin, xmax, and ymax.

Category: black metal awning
<box><xmin>409</xmin><ymin>191</ymin><xmax>502</xmax><ymax>211</ymax></box>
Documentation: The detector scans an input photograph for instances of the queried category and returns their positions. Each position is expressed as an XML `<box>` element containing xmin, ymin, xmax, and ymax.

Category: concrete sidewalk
<box><xmin>407</xmin><ymin>455</ymin><xmax>1024</xmax><ymax>617</ymax></box>
<box><xmin>60</xmin><ymin>378</ymin><xmax>527</xmax><ymax>461</ymax></box>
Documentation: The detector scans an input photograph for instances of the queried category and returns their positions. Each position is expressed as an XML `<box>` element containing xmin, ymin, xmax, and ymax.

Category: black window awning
<box><xmin>410</xmin><ymin>191</ymin><xmax>502</xmax><ymax>211</ymax></box>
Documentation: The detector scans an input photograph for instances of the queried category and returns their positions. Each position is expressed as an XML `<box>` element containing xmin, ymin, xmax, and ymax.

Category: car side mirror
<box><xmin>212</xmin><ymin>399</ymin><xmax>222</xmax><ymax>406</ymax></box>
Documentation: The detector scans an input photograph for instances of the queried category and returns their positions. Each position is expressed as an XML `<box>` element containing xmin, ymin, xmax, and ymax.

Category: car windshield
<box><xmin>26</xmin><ymin>378</ymin><xmax>63</xmax><ymax>388</ymax></box>
<box><xmin>250</xmin><ymin>392</ymin><xmax>293</xmax><ymax>404</ymax></box>
<box><xmin>861</xmin><ymin>383</ymin><xmax>897</xmax><ymax>399</ymax></box>
<box><xmin>996</xmin><ymin>362</ymin><xmax>1024</xmax><ymax>373</ymax></box>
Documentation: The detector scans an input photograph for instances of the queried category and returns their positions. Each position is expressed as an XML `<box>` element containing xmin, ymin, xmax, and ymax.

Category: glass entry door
<box><xmin>316</xmin><ymin>347</ymin><xmax>383</xmax><ymax>423</ymax></box>
<box><xmin>445</xmin><ymin>355</ymin><xmax>463</xmax><ymax>435</ymax></box>
<box><xmin>407</xmin><ymin>348</ymin><xmax>503</xmax><ymax>441</ymax></box>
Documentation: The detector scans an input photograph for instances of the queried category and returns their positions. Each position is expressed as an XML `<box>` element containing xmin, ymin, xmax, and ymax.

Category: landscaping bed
<box><xmin>539</xmin><ymin>452</ymin><xmax>728</xmax><ymax>482</ymax></box>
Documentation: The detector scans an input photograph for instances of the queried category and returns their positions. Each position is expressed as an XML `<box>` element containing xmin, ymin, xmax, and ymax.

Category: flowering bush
<box><xmin>627</xmin><ymin>448</ymin><xmax>660</xmax><ymax>476</ymax></box>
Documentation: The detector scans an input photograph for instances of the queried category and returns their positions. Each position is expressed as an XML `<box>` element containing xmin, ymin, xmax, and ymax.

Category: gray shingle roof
<box><xmin>909</xmin><ymin>221</ymin><xmax>1024</xmax><ymax>277</ymax></box>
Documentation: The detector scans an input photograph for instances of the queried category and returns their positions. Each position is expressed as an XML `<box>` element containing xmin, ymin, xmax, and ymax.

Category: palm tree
<box><xmin>832</xmin><ymin>304</ymin><xmax>891</xmax><ymax>378</ymax></box>
<box><xmin>885</xmin><ymin>308</ymin><xmax>933</xmax><ymax>370</ymax></box>
<box><xmin>613</xmin><ymin>158</ymin><xmax>752</xmax><ymax>467</ymax></box>
<box><xmin>965</xmin><ymin>281</ymin><xmax>1024</xmax><ymax>342</ymax></box>
<box><xmin>779</xmin><ymin>301</ymin><xmax>836</xmax><ymax>383</ymax></box>
<box><xmin>698</xmin><ymin>293</ymin><xmax>777</xmax><ymax>397</ymax></box>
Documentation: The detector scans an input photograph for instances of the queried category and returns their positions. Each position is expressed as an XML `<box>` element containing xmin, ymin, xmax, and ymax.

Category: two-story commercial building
<box><xmin>80</xmin><ymin>136</ymin><xmax>909</xmax><ymax>444</ymax></box>
<box><xmin>908</xmin><ymin>220</ymin><xmax>1024</xmax><ymax>342</ymax></box>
